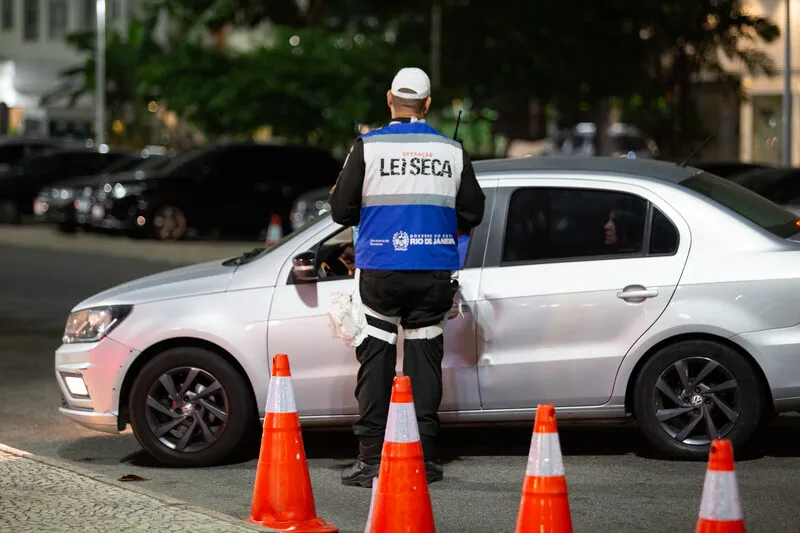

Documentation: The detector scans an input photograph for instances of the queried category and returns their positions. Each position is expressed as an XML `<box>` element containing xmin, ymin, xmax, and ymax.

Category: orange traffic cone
<box><xmin>514</xmin><ymin>404</ymin><xmax>573</xmax><ymax>533</ymax></box>
<box><xmin>247</xmin><ymin>354</ymin><xmax>338</xmax><ymax>532</ymax></box>
<box><xmin>695</xmin><ymin>439</ymin><xmax>745</xmax><ymax>533</ymax></box>
<box><xmin>266</xmin><ymin>214</ymin><xmax>283</xmax><ymax>247</ymax></box>
<box><xmin>369</xmin><ymin>376</ymin><xmax>436</xmax><ymax>533</ymax></box>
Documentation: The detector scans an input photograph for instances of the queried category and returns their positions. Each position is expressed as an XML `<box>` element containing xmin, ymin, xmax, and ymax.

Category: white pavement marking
<box><xmin>0</xmin><ymin>443</ymin><xmax>274</xmax><ymax>532</ymax></box>
<box><xmin>0</xmin><ymin>226</ymin><xmax>257</xmax><ymax>265</ymax></box>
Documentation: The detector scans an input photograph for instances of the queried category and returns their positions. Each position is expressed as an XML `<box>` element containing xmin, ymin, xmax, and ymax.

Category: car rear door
<box><xmin>475</xmin><ymin>175</ymin><xmax>690</xmax><ymax>409</ymax></box>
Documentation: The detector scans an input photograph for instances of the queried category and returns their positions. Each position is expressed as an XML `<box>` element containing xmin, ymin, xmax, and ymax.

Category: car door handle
<box><xmin>616</xmin><ymin>286</ymin><xmax>658</xmax><ymax>301</ymax></box>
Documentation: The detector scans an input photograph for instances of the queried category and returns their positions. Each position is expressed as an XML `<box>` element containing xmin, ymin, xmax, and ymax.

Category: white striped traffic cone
<box><xmin>247</xmin><ymin>354</ymin><xmax>338</xmax><ymax>532</ymax></box>
<box><xmin>515</xmin><ymin>404</ymin><xmax>573</xmax><ymax>533</ymax></box>
<box><xmin>695</xmin><ymin>439</ymin><xmax>745</xmax><ymax>533</ymax></box>
<box><xmin>369</xmin><ymin>376</ymin><xmax>436</xmax><ymax>533</ymax></box>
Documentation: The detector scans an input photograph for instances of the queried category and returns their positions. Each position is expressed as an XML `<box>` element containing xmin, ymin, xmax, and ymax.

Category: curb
<box><xmin>0</xmin><ymin>443</ymin><xmax>276</xmax><ymax>532</ymax></box>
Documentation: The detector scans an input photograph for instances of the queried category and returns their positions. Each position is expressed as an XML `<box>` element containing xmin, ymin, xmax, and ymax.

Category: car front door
<box><xmin>475</xmin><ymin>176</ymin><xmax>689</xmax><ymax>409</ymax></box>
<box><xmin>266</xmin><ymin>218</ymin><xmax>487</xmax><ymax>417</ymax></box>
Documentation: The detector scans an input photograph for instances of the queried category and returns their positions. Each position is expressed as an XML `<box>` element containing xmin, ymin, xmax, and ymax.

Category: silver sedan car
<box><xmin>56</xmin><ymin>156</ymin><xmax>800</xmax><ymax>467</ymax></box>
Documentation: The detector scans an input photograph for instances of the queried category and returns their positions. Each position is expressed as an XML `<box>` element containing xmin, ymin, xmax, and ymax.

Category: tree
<box><xmin>631</xmin><ymin>0</ymin><xmax>780</xmax><ymax>155</ymax></box>
<box><xmin>140</xmin><ymin>25</ymin><xmax>419</xmax><ymax>148</ymax></box>
<box><xmin>142</xmin><ymin>0</ymin><xmax>780</xmax><ymax>155</ymax></box>
<box><xmin>42</xmin><ymin>16</ymin><xmax>164</xmax><ymax>145</ymax></box>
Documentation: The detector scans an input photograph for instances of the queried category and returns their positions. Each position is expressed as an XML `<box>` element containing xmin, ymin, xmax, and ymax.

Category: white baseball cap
<box><xmin>390</xmin><ymin>67</ymin><xmax>431</xmax><ymax>100</ymax></box>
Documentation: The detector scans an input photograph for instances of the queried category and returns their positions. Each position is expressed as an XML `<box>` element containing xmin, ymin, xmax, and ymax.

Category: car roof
<box><xmin>472</xmin><ymin>156</ymin><xmax>702</xmax><ymax>185</ymax></box>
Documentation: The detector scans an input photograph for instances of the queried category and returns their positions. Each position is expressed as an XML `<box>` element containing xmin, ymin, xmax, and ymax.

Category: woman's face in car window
<box><xmin>604</xmin><ymin>210</ymin><xmax>618</xmax><ymax>245</ymax></box>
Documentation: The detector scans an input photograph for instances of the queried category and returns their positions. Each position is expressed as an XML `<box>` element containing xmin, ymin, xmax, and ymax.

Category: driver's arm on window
<box><xmin>330</xmin><ymin>138</ymin><xmax>365</xmax><ymax>227</ymax></box>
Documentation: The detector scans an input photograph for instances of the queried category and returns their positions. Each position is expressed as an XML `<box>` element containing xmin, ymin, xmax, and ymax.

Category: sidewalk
<box><xmin>0</xmin><ymin>444</ymin><xmax>273</xmax><ymax>533</ymax></box>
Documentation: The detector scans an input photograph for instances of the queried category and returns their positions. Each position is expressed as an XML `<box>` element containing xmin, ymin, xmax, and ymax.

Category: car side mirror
<box><xmin>291</xmin><ymin>251</ymin><xmax>318</xmax><ymax>283</ymax></box>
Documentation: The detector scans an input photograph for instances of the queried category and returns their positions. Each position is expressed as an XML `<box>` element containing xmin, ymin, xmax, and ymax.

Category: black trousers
<box><xmin>353</xmin><ymin>268</ymin><xmax>457</xmax><ymax>464</ymax></box>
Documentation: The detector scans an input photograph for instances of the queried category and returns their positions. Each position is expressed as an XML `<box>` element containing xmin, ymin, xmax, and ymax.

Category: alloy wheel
<box><xmin>652</xmin><ymin>356</ymin><xmax>741</xmax><ymax>446</ymax></box>
<box><xmin>144</xmin><ymin>366</ymin><xmax>229</xmax><ymax>453</ymax></box>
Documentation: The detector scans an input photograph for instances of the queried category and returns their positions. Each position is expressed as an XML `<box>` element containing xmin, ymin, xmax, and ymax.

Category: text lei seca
<box><xmin>374</xmin><ymin>151</ymin><xmax>457</xmax><ymax>250</ymax></box>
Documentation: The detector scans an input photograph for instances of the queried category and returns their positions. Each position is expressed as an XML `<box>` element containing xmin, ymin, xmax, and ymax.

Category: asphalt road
<box><xmin>2</xmin><ymin>239</ymin><xmax>800</xmax><ymax>532</ymax></box>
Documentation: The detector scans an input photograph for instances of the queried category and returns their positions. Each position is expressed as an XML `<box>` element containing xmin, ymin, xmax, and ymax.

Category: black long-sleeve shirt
<box><xmin>329</xmin><ymin>137</ymin><xmax>485</xmax><ymax>235</ymax></box>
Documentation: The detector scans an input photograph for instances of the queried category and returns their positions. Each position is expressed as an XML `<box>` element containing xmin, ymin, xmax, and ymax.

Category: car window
<box><xmin>649</xmin><ymin>208</ymin><xmax>679</xmax><ymax>255</ymax></box>
<box><xmin>502</xmin><ymin>187</ymin><xmax>648</xmax><ymax>264</ymax></box>
<box><xmin>681</xmin><ymin>171</ymin><xmax>800</xmax><ymax>238</ymax></box>
<box><xmin>316</xmin><ymin>226</ymin><xmax>355</xmax><ymax>281</ymax></box>
<box><xmin>158</xmin><ymin>147</ymin><xmax>212</xmax><ymax>176</ymax></box>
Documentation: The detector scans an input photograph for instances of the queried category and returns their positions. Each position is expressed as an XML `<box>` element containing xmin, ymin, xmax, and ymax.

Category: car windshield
<box><xmin>100</xmin><ymin>156</ymin><xmax>157</xmax><ymax>174</ymax></box>
<box><xmin>133</xmin><ymin>155</ymin><xmax>172</xmax><ymax>171</ymax></box>
<box><xmin>225</xmin><ymin>211</ymin><xmax>332</xmax><ymax>265</ymax></box>
<box><xmin>680</xmin><ymin>171</ymin><xmax>800</xmax><ymax>238</ymax></box>
<box><xmin>157</xmin><ymin>148</ymin><xmax>208</xmax><ymax>174</ymax></box>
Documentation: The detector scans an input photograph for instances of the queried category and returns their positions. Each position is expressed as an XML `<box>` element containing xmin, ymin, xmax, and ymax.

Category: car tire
<box><xmin>129</xmin><ymin>347</ymin><xmax>256</xmax><ymax>467</ymax></box>
<box><xmin>148</xmin><ymin>203</ymin><xmax>188</xmax><ymax>241</ymax></box>
<box><xmin>632</xmin><ymin>339</ymin><xmax>765</xmax><ymax>460</ymax></box>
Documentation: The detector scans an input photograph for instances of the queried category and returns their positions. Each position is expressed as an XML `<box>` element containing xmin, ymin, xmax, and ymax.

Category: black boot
<box><xmin>422</xmin><ymin>439</ymin><xmax>444</xmax><ymax>484</ymax></box>
<box><xmin>340</xmin><ymin>459</ymin><xmax>380</xmax><ymax>488</ymax></box>
<box><xmin>341</xmin><ymin>442</ymin><xmax>382</xmax><ymax>488</ymax></box>
<box><xmin>425</xmin><ymin>459</ymin><xmax>444</xmax><ymax>484</ymax></box>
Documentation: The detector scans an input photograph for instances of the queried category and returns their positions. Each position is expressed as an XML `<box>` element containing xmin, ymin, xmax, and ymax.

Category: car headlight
<box><xmin>62</xmin><ymin>305</ymin><xmax>133</xmax><ymax>344</ymax></box>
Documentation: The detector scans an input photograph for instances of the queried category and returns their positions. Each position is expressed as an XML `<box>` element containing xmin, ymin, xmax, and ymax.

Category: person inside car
<box><xmin>321</xmin><ymin>243</ymin><xmax>356</xmax><ymax>278</ymax></box>
<box><xmin>603</xmin><ymin>207</ymin><xmax>642</xmax><ymax>254</ymax></box>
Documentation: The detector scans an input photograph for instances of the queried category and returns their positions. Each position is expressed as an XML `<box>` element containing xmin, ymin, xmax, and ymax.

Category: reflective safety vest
<box><xmin>356</xmin><ymin>121</ymin><xmax>464</xmax><ymax>271</ymax></box>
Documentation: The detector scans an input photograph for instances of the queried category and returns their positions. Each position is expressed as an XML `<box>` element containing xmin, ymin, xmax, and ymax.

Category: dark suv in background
<box><xmin>90</xmin><ymin>142</ymin><xmax>342</xmax><ymax>240</ymax></box>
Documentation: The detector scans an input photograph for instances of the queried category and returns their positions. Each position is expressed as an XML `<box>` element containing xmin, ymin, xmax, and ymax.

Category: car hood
<box><xmin>72</xmin><ymin>259</ymin><xmax>236</xmax><ymax>310</ymax></box>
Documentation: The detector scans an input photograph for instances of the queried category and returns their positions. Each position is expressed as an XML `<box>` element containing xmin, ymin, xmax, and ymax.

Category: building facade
<box><xmin>725</xmin><ymin>0</ymin><xmax>800</xmax><ymax>165</ymax></box>
<box><xmin>0</xmin><ymin>0</ymin><xmax>150</xmax><ymax>136</ymax></box>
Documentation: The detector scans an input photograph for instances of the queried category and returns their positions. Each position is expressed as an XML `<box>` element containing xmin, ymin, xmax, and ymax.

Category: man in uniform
<box><xmin>330</xmin><ymin>67</ymin><xmax>485</xmax><ymax>487</ymax></box>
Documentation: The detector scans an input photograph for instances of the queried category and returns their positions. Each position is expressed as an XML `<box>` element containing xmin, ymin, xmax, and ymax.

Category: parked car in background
<box><xmin>541</xmin><ymin>122</ymin><xmax>660</xmax><ymax>159</ymax></box>
<box><xmin>725</xmin><ymin>167</ymin><xmax>800</xmax><ymax>216</ymax></box>
<box><xmin>290</xmin><ymin>186</ymin><xmax>332</xmax><ymax>230</ymax></box>
<box><xmin>0</xmin><ymin>136</ymin><xmax>87</xmax><ymax>176</ymax></box>
<box><xmin>692</xmin><ymin>161</ymin><xmax>773</xmax><ymax>179</ymax></box>
<box><xmin>57</xmin><ymin>156</ymin><xmax>800</xmax><ymax>466</ymax></box>
<box><xmin>89</xmin><ymin>142</ymin><xmax>341</xmax><ymax>240</ymax></box>
<box><xmin>0</xmin><ymin>148</ymin><xmax>130</xmax><ymax>224</ymax></box>
<box><xmin>35</xmin><ymin>153</ymin><xmax>167</xmax><ymax>233</ymax></box>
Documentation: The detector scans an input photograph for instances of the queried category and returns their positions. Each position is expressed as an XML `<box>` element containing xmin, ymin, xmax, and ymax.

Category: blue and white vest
<box><xmin>356</xmin><ymin>120</ymin><xmax>463</xmax><ymax>271</ymax></box>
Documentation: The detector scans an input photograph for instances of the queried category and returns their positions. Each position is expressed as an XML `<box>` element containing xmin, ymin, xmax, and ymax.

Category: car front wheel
<box><xmin>632</xmin><ymin>339</ymin><xmax>766</xmax><ymax>459</ymax></box>
<box><xmin>129</xmin><ymin>347</ymin><xmax>255</xmax><ymax>467</ymax></box>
